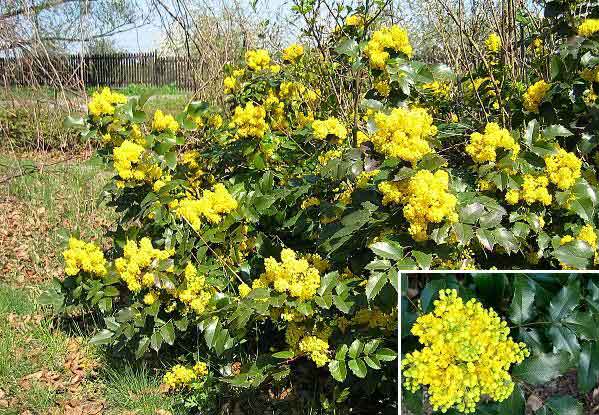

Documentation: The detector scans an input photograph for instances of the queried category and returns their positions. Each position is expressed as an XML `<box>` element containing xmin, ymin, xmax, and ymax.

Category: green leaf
<box><xmin>498</xmin><ymin>384</ymin><xmax>525</xmax><ymax>415</ymax></box>
<box><xmin>329</xmin><ymin>360</ymin><xmax>347</xmax><ymax>382</ymax></box>
<box><xmin>369</xmin><ymin>240</ymin><xmax>403</xmax><ymax>260</ymax></box>
<box><xmin>375</xmin><ymin>348</ymin><xmax>397</xmax><ymax>362</ymax></box>
<box><xmin>553</xmin><ymin>240</ymin><xmax>594</xmax><ymax>269</ymax></box>
<box><xmin>165</xmin><ymin>152</ymin><xmax>177</xmax><ymax>170</ymax></box>
<box><xmin>412</xmin><ymin>251</ymin><xmax>432</xmax><ymax>270</ymax></box>
<box><xmin>363</xmin><ymin>355</ymin><xmax>381</xmax><ymax>370</ymax></box>
<box><xmin>549</xmin><ymin>281</ymin><xmax>580</xmax><ymax>321</ymax></box>
<box><xmin>272</xmin><ymin>351</ymin><xmax>295</xmax><ymax>359</ymax></box>
<box><xmin>543</xmin><ymin>124</ymin><xmax>573</xmax><ymax>138</ymax></box>
<box><xmin>509</xmin><ymin>277</ymin><xmax>536</xmax><ymax>324</ymax></box>
<box><xmin>348</xmin><ymin>339</ymin><xmax>364</xmax><ymax>359</ymax></box>
<box><xmin>578</xmin><ymin>342</ymin><xmax>599</xmax><ymax>393</ymax></box>
<box><xmin>365</xmin><ymin>272</ymin><xmax>388</xmax><ymax>301</ymax></box>
<box><xmin>160</xmin><ymin>321</ymin><xmax>175</xmax><ymax>345</ymax></box>
<box><xmin>90</xmin><ymin>329</ymin><xmax>113</xmax><ymax>346</ymax></box>
<box><xmin>63</xmin><ymin>116</ymin><xmax>85</xmax><ymax>129</ymax></box>
<box><xmin>135</xmin><ymin>336</ymin><xmax>150</xmax><ymax>359</ymax></box>
<box><xmin>539</xmin><ymin>395</ymin><xmax>583</xmax><ymax>415</ymax></box>
<box><xmin>512</xmin><ymin>352</ymin><xmax>572</xmax><ymax>385</ymax></box>
<box><xmin>348</xmin><ymin>358</ymin><xmax>367</xmax><ymax>378</ymax></box>
<box><xmin>548</xmin><ymin>325</ymin><xmax>580</xmax><ymax>357</ymax></box>
<box><xmin>150</xmin><ymin>331</ymin><xmax>163</xmax><ymax>351</ymax></box>
<box><xmin>563</xmin><ymin>311</ymin><xmax>599</xmax><ymax>340</ymax></box>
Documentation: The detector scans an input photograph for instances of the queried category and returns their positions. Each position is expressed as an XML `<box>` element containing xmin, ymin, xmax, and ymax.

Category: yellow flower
<box><xmin>252</xmin><ymin>249</ymin><xmax>321</xmax><ymax>301</ymax></box>
<box><xmin>162</xmin><ymin>362</ymin><xmax>208</xmax><ymax>391</ymax></box>
<box><xmin>312</xmin><ymin>117</ymin><xmax>347</xmax><ymax>142</ymax></box>
<box><xmin>369</xmin><ymin>107</ymin><xmax>437</xmax><ymax>164</ymax></box>
<box><xmin>177</xmin><ymin>263</ymin><xmax>212</xmax><ymax>314</ymax></box>
<box><xmin>466</xmin><ymin>122</ymin><xmax>520</xmax><ymax>163</ymax></box>
<box><xmin>114</xmin><ymin>238</ymin><xmax>172</xmax><ymax>292</ymax></box>
<box><xmin>174</xmin><ymin>183</ymin><xmax>238</xmax><ymax>230</ymax></box>
<box><xmin>301</xmin><ymin>197</ymin><xmax>321</xmax><ymax>209</ymax></box>
<box><xmin>402</xmin><ymin>170</ymin><xmax>458</xmax><ymax>241</ymax></box>
<box><xmin>402</xmin><ymin>289</ymin><xmax>529</xmax><ymax>414</ymax></box>
<box><xmin>152</xmin><ymin>110</ymin><xmax>179</xmax><ymax>133</ymax></box>
<box><xmin>299</xmin><ymin>336</ymin><xmax>329</xmax><ymax>367</ymax></box>
<box><xmin>238</xmin><ymin>283</ymin><xmax>251</xmax><ymax>298</ymax></box>
<box><xmin>523</xmin><ymin>80</ymin><xmax>550</xmax><ymax>113</ymax></box>
<box><xmin>143</xmin><ymin>291</ymin><xmax>158</xmax><ymax>305</ymax></box>
<box><xmin>544</xmin><ymin>148</ymin><xmax>582</xmax><ymax>190</ymax></box>
<box><xmin>88</xmin><ymin>87</ymin><xmax>127</xmax><ymax>117</ymax></box>
<box><xmin>421</xmin><ymin>81</ymin><xmax>451</xmax><ymax>98</ymax></box>
<box><xmin>364</xmin><ymin>25</ymin><xmax>413</xmax><ymax>69</ymax></box>
<box><xmin>63</xmin><ymin>237</ymin><xmax>107</xmax><ymax>277</ymax></box>
<box><xmin>381</xmin><ymin>170</ymin><xmax>457</xmax><ymax>242</ymax></box>
<box><xmin>505</xmin><ymin>189</ymin><xmax>520</xmax><ymax>205</ymax></box>
<box><xmin>231</xmin><ymin>102</ymin><xmax>268</xmax><ymax>139</ymax></box>
<box><xmin>113</xmin><ymin>140</ymin><xmax>162</xmax><ymax>183</ymax></box>
<box><xmin>485</xmin><ymin>33</ymin><xmax>502</xmax><ymax>53</ymax></box>
<box><xmin>282</xmin><ymin>43</ymin><xmax>304</xmax><ymax>63</ymax></box>
<box><xmin>345</xmin><ymin>14</ymin><xmax>365</xmax><ymax>27</ymax></box>
<box><xmin>245</xmin><ymin>49</ymin><xmax>271</xmax><ymax>71</ymax></box>
<box><xmin>578</xmin><ymin>19</ymin><xmax>599</xmax><ymax>37</ymax></box>
<box><xmin>520</xmin><ymin>174</ymin><xmax>552</xmax><ymax>205</ymax></box>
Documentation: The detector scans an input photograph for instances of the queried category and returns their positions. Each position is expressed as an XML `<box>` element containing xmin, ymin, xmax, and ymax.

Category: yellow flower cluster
<box><xmin>286</xmin><ymin>323</ymin><xmax>332</xmax><ymax>366</ymax></box>
<box><xmin>403</xmin><ymin>170</ymin><xmax>458</xmax><ymax>241</ymax></box>
<box><xmin>299</xmin><ymin>336</ymin><xmax>330</xmax><ymax>367</ymax></box>
<box><xmin>506</xmin><ymin>174</ymin><xmax>552</xmax><ymax>206</ymax></box>
<box><xmin>115</xmin><ymin>238</ymin><xmax>172</xmax><ymax>292</ymax></box>
<box><xmin>578</xmin><ymin>19</ymin><xmax>599</xmax><ymax>37</ymax></box>
<box><xmin>282</xmin><ymin>43</ymin><xmax>304</xmax><ymax>63</ymax></box>
<box><xmin>88</xmin><ymin>87</ymin><xmax>127</xmax><ymax>117</ymax></box>
<box><xmin>172</xmin><ymin>183</ymin><xmax>238</xmax><ymax>230</ymax></box>
<box><xmin>152</xmin><ymin>110</ymin><xmax>179</xmax><ymax>133</ymax></box>
<box><xmin>523</xmin><ymin>80</ymin><xmax>550</xmax><ymax>113</ymax></box>
<box><xmin>378</xmin><ymin>180</ymin><xmax>407</xmax><ymax>205</ymax></box>
<box><xmin>356</xmin><ymin>169</ymin><xmax>380</xmax><ymax>189</ymax></box>
<box><xmin>485</xmin><ymin>33</ymin><xmax>502</xmax><ymax>53</ymax></box>
<box><xmin>312</xmin><ymin>117</ymin><xmax>348</xmax><ymax>142</ymax></box>
<box><xmin>370</xmin><ymin>107</ymin><xmax>437</xmax><ymax>164</ymax></box>
<box><xmin>231</xmin><ymin>102</ymin><xmax>268</xmax><ymax>139</ymax></box>
<box><xmin>238</xmin><ymin>283</ymin><xmax>252</xmax><ymax>298</ymax></box>
<box><xmin>63</xmin><ymin>237</ymin><xmax>107</xmax><ymax>277</ymax></box>
<box><xmin>252</xmin><ymin>248</ymin><xmax>321</xmax><ymax>300</ymax></box>
<box><xmin>421</xmin><ymin>81</ymin><xmax>451</xmax><ymax>99</ymax></box>
<box><xmin>178</xmin><ymin>263</ymin><xmax>212</xmax><ymax>314</ymax></box>
<box><xmin>466</xmin><ymin>122</ymin><xmax>520</xmax><ymax>163</ymax></box>
<box><xmin>544</xmin><ymin>148</ymin><xmax>582</xmax><ymax>190</ymax></box>
<box><xmin>113</xmin><ymin>140</ymin><xmax>162</xmax><ymax>182</ymax></box>
<box><xmin>364</xmin><ymin>25</ymin><xmax>413</xmax><ymax>69</ymax></box>
<box><xmin>318</xmin><ymin>149</ymin><xmax>342</xmax><ymax>166</ymax></box>
<box><xmin>245</xmin><ymin>49</ymin><xmax>271</xmax><ymax>71</ymax></box>
<box><xmin>578</xmin><ymin>224</ymin><xmax>598</xmax><ymax>250</ymax></box>
<box><xmin>345</xmin><ymin>14</ymin><xmax>365</xmax><ymax>27</ymax></box>
<box><xmin>223</xmin><ymin>69</ymin><xmax>245</xmax><ymax>94</ymax></box>
<box><xmin>402</xmin><ymin>289</ymin><xmax>529</xmax><ymax>413</ymax></box>
<box><xmin>162</xmin><ymin>362</ymin><xmax>208</xmax><ymax>391</ymax></box>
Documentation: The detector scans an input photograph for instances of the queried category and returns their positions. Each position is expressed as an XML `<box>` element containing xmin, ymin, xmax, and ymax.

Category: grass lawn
<box><xmin>0</xmin><ymin>152</ymin><xmax>183</xmax><ymax>414</ymax></box>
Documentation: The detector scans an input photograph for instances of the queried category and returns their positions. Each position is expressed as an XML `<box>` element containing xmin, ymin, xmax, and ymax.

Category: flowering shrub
<box><xmin>42</xmin><ymin>0</ymin><xmax>599</xmax><ymax>411</ymax></box>
<box><xmin>402</xmin><ymin>275</ymin><xmax>599</xmax><ymax>414</ymax></box>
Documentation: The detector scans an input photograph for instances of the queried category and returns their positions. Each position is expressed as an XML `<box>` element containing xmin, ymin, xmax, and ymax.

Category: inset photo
<box><xmin>401</xmin><ymin>274</ymin><xmax>598</xmax><ymax>415</ymax></box>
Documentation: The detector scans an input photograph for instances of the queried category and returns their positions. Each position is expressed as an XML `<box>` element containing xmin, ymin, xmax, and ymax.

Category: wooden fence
<box><xmin>0</xmin><ymin>52</ymin><xmax>203</xmax><ymax>90</ymax></box>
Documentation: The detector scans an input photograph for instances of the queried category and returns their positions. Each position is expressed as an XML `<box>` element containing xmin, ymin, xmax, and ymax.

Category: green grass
<box><xmin>0</xmin><ymin>153</ymin><xmax>188</xmax><ymax>414</ymax></box>
<box><xmin>103</xmin><ymin>364</ymin><xmax>181</xmax><ymax>415</ymax></box>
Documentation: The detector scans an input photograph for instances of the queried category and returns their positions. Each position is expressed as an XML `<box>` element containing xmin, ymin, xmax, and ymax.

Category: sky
<box><xmin>110</xmin><ymin>0</ymin><xmax>290</xmax><ymax>52</ymax></box>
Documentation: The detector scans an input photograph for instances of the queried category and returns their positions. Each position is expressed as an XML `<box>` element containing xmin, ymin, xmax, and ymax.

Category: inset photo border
<box><xmin>400</xmin><ymin>273</ymin><xmax>598</xmax><ymax>415</ymax></box>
